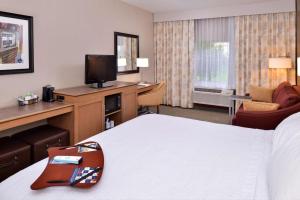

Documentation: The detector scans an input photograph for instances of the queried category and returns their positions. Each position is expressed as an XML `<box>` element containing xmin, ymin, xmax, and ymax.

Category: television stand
<box><xmin>54</xmin><ymin>81</ymin><xmax>138</xmax><ymax>142</ymax></box>
<box><xmin>91</xmin><ymin>82</ymin><xmax>114</xmax><ymax>88</ymax></box>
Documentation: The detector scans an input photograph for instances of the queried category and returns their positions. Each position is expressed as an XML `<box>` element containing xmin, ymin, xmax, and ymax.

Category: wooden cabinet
<box><xmin>122</xmin><ymin>90</ymin><xmax>137</xmax><ymax>122</ymax></box>
<box><xmin>77</xmin><ymin>101</ymin><xmax>103</xmax><ymax>142</ymax></box>
<box><xmin>54</xmin><ymin>82</ymin><xmax>138</xmax><ymax>143</ymax></box>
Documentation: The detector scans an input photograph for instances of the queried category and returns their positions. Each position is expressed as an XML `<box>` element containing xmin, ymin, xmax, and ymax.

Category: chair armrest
<box><xmin>232</xmin><ymin>103</ymin><xmax>300</xmax><ymax>130</ymax></box>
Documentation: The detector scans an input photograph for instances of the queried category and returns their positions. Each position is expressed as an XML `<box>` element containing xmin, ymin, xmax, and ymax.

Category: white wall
<box><xmin>154</xmin><ymin>0</ymin><xmax>295</xmax><ymax>22</ymax></box>
<box><xmin>0</xmin><ymin>0</ymin><xmax>154</xmax><ymax>108</ymax></box>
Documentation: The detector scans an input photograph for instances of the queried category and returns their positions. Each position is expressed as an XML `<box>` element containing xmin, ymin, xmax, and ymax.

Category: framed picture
<box><xmin>0</xmin><ymin>11</ymin><xmax>33</xmax><ymax>75</ymax></box>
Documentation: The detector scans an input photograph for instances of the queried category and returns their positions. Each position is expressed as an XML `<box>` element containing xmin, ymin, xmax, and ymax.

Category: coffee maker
<box><xmin>42</xmin><ymin>85</ymin><xmax>55</xmax><ymax>102</ymax></box>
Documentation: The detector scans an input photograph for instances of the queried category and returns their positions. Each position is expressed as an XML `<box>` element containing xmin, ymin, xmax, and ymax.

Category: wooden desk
<box><xmin>137</xmin><ymin>83</ymin><xmax>158</xmax><ymax>94</ymax></box>
<box><xmin>0</xmin><ymin>102</ymin><xmax>75</xmax><ymax>144</ymax></box>
<box><xmin>0</xmin><ymin>82</ymin><xmax>157</xmax><ymax>145</ymax></box>
<box><xmin>55</xmin><ymin>82</ymin><xmax>137</xmax><ymax>97</ymax></box>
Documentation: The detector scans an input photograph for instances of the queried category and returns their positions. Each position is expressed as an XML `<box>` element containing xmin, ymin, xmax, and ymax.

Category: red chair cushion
<box><xmin>272</xmin><ymin>81</ymin><xmax>291</xmax><ymax>102</ymax></box>
<box><xmin>274</xmin><ymin>85</ymin><xmax>300</xmax><ymax>108</ymax></box>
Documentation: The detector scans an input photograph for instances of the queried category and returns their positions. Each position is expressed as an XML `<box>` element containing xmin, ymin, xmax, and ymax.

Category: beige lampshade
<box><xmin>137</xmin><ymin>58</ymin><xmax>149</xmax><ymax>68</ymax></box>
<box><xmin>118</xmin><ymin>58</ymin><xmax>127</xmax><ymax>67</ymax></box>
<box><xmin>269</xmin><ymin>58</ymin><xmax>292</xmax><ymax>69</ymax></box>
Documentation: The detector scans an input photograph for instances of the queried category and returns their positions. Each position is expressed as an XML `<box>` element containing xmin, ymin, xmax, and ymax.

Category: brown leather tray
<box><xmin>31</xmin><ymin>141</ymin><xmax>104</xmax><ymax>190</ymax></box>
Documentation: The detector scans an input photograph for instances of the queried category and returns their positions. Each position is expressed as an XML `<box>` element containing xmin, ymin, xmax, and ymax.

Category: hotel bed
<box><xmin>0</xmin><ymin>113</ymin><xmax>299</xmax><ymax>200</ymax></box>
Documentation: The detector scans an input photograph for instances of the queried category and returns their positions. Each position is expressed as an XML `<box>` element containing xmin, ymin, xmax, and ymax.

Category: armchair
<box><xmin>232</xmin><ymin>84</ymin><xmax>300</xmax><ymax>130</ymax></box>
<box><xmin>232</xmin><ymin>103</ymin><xmax>300</xmax><ymax>130</ymax></box>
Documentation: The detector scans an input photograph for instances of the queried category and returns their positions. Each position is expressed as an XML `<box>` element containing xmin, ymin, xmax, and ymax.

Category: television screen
<box><xmin>85</xmin><ymin>55</ymin><xmax>117</xmax><ymax>86</ymax></box>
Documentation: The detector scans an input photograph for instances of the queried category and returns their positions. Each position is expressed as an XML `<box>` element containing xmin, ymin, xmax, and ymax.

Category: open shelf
<box><xmin>104</xmin><ymin>109</ymin><xmax>122</xmax><ymax>130</ymax></box>
<box><xmin>105</xmin><ymin>109</ymin><xmax>121</xmax><ymax>117</ymax></box>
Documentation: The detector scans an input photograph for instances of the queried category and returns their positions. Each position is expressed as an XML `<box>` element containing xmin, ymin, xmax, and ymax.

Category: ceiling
<box><xmin>121</xmin><ymin>0</ymin><xmax>277</xmax><ymax>13</ymax></box>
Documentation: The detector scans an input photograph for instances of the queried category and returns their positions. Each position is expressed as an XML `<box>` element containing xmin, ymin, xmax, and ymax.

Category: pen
<box><xmin>47</xmin><ymin>180</ymin><xmax>69</xmax><ymax>184</ymax></box>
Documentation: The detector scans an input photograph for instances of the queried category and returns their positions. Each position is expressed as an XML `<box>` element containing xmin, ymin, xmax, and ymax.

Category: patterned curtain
<box><xmin>235</xmin><ymin>12</ymin><xmax>296</xmax><ymax>95</ymax></box>
<box><xmin>154</xmin><ymin>20</ymin><xmax>194</xmax><ymax>108</ymax></box>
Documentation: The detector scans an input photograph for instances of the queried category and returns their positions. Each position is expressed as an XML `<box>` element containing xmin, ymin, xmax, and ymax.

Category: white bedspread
<box><xmin>0</xmin><ymin>114</ymin><xmax>273</xmax><ymax>200</ymax></box>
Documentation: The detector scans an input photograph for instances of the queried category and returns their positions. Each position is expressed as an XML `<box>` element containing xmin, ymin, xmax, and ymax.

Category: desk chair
<box><xmin>138</xmin><ymin>82</ymin><xmax>166</xmax><ymax>114</ymax></box>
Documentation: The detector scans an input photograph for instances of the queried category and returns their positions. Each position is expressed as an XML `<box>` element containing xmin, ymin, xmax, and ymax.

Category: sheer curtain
<box><xmin>194</xmin><ymin>17</ymin><xmax>235</xmax><ymax>89</ymax></box>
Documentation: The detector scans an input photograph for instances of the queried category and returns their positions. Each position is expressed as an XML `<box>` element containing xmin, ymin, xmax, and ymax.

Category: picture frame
<box><xmin>0</xmin><ymin>11</ymin><xmax>34</xmax><ymax>75</ymax></box>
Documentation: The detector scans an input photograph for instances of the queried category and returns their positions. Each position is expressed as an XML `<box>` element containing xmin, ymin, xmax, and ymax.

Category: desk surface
<box><xmin>0</xmin><ymin>102</ymin><xmax>73</xmax><ymax>124</ymax></box>
<box><xmin>55</xmin><ymin>81</ymin><xmax>137</xmax><ymax>97</ymax></box>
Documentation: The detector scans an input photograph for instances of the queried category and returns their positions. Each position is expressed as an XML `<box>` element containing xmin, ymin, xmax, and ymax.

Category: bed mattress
<box><xmin>0</xmin><ymin>114</ymin><xmax>273</xmax><ymax>200</ymax></box>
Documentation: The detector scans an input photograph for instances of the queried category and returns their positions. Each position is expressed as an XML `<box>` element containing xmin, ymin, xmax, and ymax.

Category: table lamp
<box><xmin>269</xmin><ymin>57</ymin><xmax>292</xmax><ymax>83</ymax></box>
<box><xmin>118</xmin><ymin>58</ymin><xmax>127</xmax><ymax>67</ymax></box>
<box><xmin>269</xmin><ymin>57</ymin><xmax>292</xmax><ymax>69</ymax></box>
<box><xmin>137</xmin><ymin>58</ymin><xmax>149</xmax><ymax>85</ymax></box>
<box><xmin>137</xmin><ymin>58</ymin><xmax>149</xmax><ymax>68</ymax></box>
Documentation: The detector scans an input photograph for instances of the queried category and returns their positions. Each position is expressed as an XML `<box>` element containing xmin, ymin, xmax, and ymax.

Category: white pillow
<box><xmin>272</xmin><ymin>112</ymin><xmax>300</xmax><ymax>153</ymax></box>
<box><xmin>268</xmin><ymin>112</ymin><xmax>300</xmax><ymax>200</ymax></box>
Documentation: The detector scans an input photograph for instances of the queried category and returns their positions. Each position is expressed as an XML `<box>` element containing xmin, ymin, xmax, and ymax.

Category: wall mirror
<box><xmin>114</xmin><ymin>32</ymin><xmax>139</xmax><ymax>74</ymax></box>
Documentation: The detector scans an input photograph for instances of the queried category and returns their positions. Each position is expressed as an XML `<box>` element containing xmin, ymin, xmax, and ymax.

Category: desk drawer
<box><xmin>13</xmin><ymin>125</ymin><xmax>69</xmax><ymax>163</ymax></box>
<box><xmin>0</xmin><ymin>137</ymin><xmax>31</xmax><ymax>182</ymax></box>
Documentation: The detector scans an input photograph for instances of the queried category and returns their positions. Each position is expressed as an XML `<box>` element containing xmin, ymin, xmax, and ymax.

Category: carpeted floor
<box><xmin>150</xmin><ymin>105</ymin><xmax>231</xmax><ymax>125</ymax></box>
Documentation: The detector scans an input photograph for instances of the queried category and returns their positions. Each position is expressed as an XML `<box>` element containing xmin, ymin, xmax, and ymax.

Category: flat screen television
<box><xmin>85</xmin><ymin>55</ymin><xmax>117</xmax><ymax>88</ymax></box>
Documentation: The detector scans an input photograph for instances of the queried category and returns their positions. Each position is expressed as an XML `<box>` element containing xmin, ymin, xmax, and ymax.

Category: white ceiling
<box><xmin>121</xmin><ymin>0</ymin><xmax>278</xmax><ymax>13</ymax></box>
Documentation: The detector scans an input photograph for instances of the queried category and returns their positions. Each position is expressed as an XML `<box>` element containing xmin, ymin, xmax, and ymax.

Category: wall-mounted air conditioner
<box><xmin>192</xmin><ymin>88</ymin><xmax>234</xmax><ymax>107</ymax></box>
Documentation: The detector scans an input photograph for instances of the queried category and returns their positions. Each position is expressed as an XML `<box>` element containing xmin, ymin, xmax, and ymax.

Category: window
<box><xmin>194</xmin><ymin>17</ymin><xmax>235</xmax><ymax>89</ymax></box>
